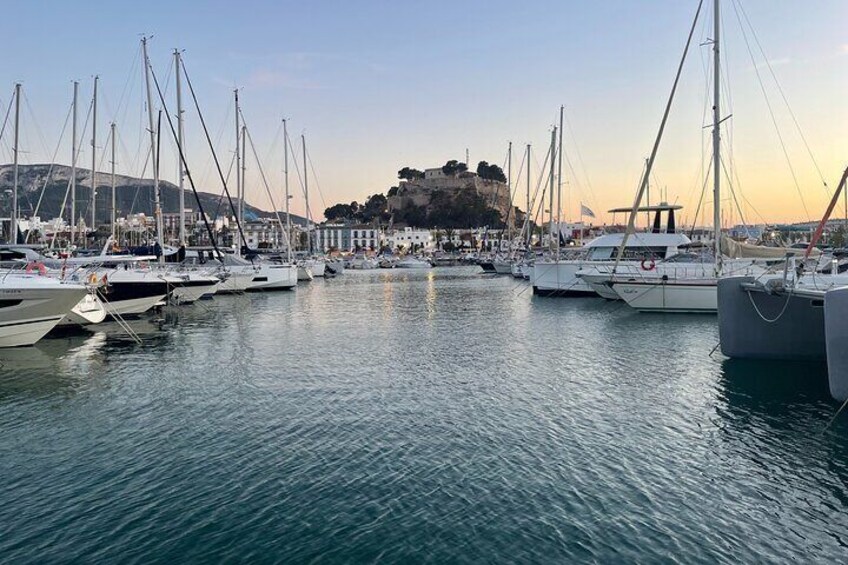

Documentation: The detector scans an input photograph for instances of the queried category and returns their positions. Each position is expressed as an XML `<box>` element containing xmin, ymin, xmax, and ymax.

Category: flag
<box><xmin>580</xmin><ymin>204</ymin><xmax>596</xmax><ymax>218</ymax></box>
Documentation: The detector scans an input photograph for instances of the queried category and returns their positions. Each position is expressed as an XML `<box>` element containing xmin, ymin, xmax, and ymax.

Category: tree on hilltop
<box><xmin>398</xmin><ymin>167</ymin><xmax>424</xmax><ymax>180</ymax></box>
<box><xmin>441</xmin><ymin>160</ymin><xmax>468</xmax><ymax>176</ymax></box>
<box><xmin>476</xmin><ymin>161</ymin><xmax>507</xmax><ymax>183</ymax></box>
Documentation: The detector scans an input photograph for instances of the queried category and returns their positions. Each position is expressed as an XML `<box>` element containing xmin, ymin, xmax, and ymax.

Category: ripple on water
<box><xmin>0</xmin><ymin>268</ymin><xmax>847</xmax><ymax>562</ymax></box>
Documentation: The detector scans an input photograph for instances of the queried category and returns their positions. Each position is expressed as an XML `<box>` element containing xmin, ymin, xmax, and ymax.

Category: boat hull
<box><xmin>532</xmin><ymin>261</ymin><xmax>597</xmax><ymax>297</ymax></box>
<box><xmin>825</xmin><ymin>286</ymin><xmax>848</xmax><ymax>402</ymax></box>
<box><xmin>611</xmin><ymin>279</ymin><xmax>717</xmax><ymax>313</ymax></box>
<box><xmin>718</xmin><ymin>276</ymin><xmax>825</xmax><ymax>360</ymax></box>
<box><xmin>248</xmin><ymin>264</ymin><xmax>298</xmax><ymax>291</ymax></box>
<box><xmin>0</xmin><ymin>278</ymin><xmax>88</xmax><ymax>347</ymax></box>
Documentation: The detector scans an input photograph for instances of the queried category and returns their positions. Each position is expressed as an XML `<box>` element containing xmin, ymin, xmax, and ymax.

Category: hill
<box><xmin>0</xmin><ymin>163</ymin><xmax>307</xmax><ymax>226</ymax></box>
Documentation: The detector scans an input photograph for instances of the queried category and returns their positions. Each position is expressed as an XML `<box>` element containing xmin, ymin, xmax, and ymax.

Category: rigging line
<box><xmin>688</xmin><ymin>153</ymin><xmax>713</xmax><ymax>239</ymax></box>
<box><xmin>728</xmin><ymin>0</ymin><xmax>811</xmax><ymax>221</ymax></box>
<box><xmin>113</xmin><ymin>43</ymin><xmax>141</xmax><ymax>124</ymax></box>
<box><xmin>22</xmin><ymin>91</ymin><xmax>51</xmax><ymax>162</ymax></box>
<box><xmin>562</xmin><ymin>109</ymin><xmax>599</xmax><ymax>212</ymax></box>
<box><xmin>735</xmin><ymin>0</ymin><xmax>827</xmax><ymax>190</ymax></box>
<box><xmin>149</xmin><ymin>60</ymin><xmax>223</xmax><ymax>259</ymax></box>
<box><xmin>721</xmin><ymin>155</ymin><xmax>751</xmax><ymax>237</ymax></box>
<box><xmin>212</xmin><ymin>149</ymin><xmax>237</xmax><ymax>224</ymax></box>
<box><xmin>180</xmin><ymin>59</ymin><xmax>249</xmax><ymax>253</ymax></box>
<box><xmin>29</xmin><ymin>100</ymin><xmax>73</xmax><ymax>227</ymax></box>
<box><xmin>196</xmin><ymin>100</ymin><xmax>232</xmax><ymax>190</ymax></box>
<box><xmin>242</xmin><ymin>125</ymin><xmax>293</xmax><ymax>250</ymax></box>
<box><xmin>613</xmin><ymin>0</ymin><xmax>704</xmax><ymax>271</ymax></box>
<box><xmin>283</xmin><ymin>128</ymin><xmax>310</xmax><ymax>216</ymax></box>
<box><xmin>0</xmin><ymin>94</ymin><xmax>14</xmax><ymax>153</ymax></box>
<box><xmin>304</xmin><ymin>144</ymin><xmax>328</xmax><ymax>212</ymax></box>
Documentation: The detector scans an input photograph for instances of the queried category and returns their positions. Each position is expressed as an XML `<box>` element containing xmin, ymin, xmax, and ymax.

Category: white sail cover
<box><xmin>720</xmin><ymin>236</ymin><xmax>820</xmax><ymax>259</ymax></box>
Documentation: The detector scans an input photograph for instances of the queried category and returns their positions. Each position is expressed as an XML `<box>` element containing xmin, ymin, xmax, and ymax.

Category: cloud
<box><xmin>841</xmin><ymin>44</ymin><xmax>848</xmax><ymax>55</ymax></box>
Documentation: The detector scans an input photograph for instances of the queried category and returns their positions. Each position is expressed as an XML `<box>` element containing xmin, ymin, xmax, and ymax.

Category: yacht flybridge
<box><xmin>532</xmin><ymin>204</ymin><xmax>690</xmax><ymax>297</ymax></box>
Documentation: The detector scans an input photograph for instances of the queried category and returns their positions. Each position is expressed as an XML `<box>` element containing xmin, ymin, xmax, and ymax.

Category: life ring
<box><xmin>88</xmin><ymin>272</ymin><xmax>99</xmax><ymax>285</ymax></box>
<box><xmin>641</xmin><ymin>258</ymin><xmax>656</xmax><ymax>271</ymax></box>
<box><xmin>25</xmin><ymin>261</ymin><xmax>47</xmax><ymax>276</ymax></box>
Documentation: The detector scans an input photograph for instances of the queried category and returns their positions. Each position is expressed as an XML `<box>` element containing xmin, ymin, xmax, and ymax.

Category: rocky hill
<box><xmin>0</xmin><ymin>163</ymin><xmax>307</xmax><ymax>225</ymax></box>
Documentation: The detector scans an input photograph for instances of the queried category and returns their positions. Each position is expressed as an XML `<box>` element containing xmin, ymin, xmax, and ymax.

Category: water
<box><xmin>1</xmin><ymin>267</ymin><xmax>847</xmax><ymax>563</ymax></box>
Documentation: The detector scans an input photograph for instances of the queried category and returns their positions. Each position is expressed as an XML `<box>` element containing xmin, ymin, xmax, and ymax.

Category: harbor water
<box><xmin>1</xmin><ymin>267</ymin><xmax>847</xmax><ymax>562</ymax></box>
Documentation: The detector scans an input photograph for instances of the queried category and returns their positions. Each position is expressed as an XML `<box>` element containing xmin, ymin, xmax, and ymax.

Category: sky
<box><xmin>1</xmin><ymin>0</ymin><xmax>846</xmax><ymax>227</ymax></box>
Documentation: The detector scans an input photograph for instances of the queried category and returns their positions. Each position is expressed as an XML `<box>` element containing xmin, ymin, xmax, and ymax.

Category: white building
<box><xmin>315</xmin><ymin>224</ymin><xmax>382</xmax><ymax>252</ymax></box>
<box><xmin>387</xmin><ymin>227</ymin><xmax>434</xmax><ymax>251</ymax></box>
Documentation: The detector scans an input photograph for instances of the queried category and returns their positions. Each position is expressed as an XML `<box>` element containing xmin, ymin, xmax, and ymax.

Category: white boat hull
<box><xmin>0</xmin><ymin>277</ymin><xmax>88</xmax><ymax>347</ymax></box>
<box><xmin>59</xmin><ymin>292</ymin><xmax>108</xmax><ymax>326</ymax></box>
<box><xmin>531</xmin><ymin>261</ymin><xmax>597</xmax><ymax>297</ymax></box>
<box><xmin>249</xmin><ymin>264</ymin><xmax>298</xmax><ymax>291</ymax></box>
<box><xmin>612</xmin><ymin>279</ymin><xmax>717</xmax><ymax>312</ymax></box>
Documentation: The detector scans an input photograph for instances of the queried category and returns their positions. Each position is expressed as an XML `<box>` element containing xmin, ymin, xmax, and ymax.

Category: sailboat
<box><xmin>595</xmin><ymin>0</ymin><xmax>777</xmax><ymax>312</ymax></box>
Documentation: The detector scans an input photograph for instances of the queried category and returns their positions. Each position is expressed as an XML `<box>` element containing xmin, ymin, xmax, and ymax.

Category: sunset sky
<box><xmin>2</xmin><ymin>0</ymin><xmax>846</xmax><ymax>226</ymax></box>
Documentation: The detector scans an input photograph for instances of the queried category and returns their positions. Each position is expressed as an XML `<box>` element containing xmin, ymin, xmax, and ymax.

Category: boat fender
<box><xmin>641</xmin><ymin>258</ymin><xmax>656</xmax><ymax>271</ymax></box>
<box><xmin>101</xmin><ymin>274</ymin><xmax>108</xmax><ymax>286</ymax></box>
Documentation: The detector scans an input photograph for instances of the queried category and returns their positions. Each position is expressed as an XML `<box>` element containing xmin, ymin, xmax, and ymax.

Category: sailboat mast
<box><xmin>526</xmin><ymin>143</ymin><xmax>531</xmax><ymax>247</ymax></box>
<box><xmin>110</xmin><ymin>122</ymin><xmax>116</xmax><ymax>239</ymax></box>
<box><xmin>283</xmin><ymin>118</ymin><xmax>292</xmax><ymax>262</ymax></box>
<box><xmin>71</xmin><ymin>80</ymin><xmax>78</xmax><ymax>246</ymax></box>
<box><xmin>175</xmin><ymin>50</ymin><xmax>186</xmax><ymax>245</ymax></box>
<box><xmin>10</xmin><ymin>83</ymin><xmax>20</xmax><ymax>244</ymax></box>
<box><xmin>548</xmin><ymin>126</ymin><xmax>556</xmax><ymax>250</ymax></box>
<box><xmin>142</xmin><ymin>37</ymin><xmax>164</xmax><ymax>264</ymax></box>
<box><xmin>302</xmin><ymin>134</ymin><xmax>311</xmax><ymax>255</ymax></box>
<box><xmin>234</xmin><ymin>89</ymin><xmax>242</xmax><ymax>254</ymax></box>
<box><xmin>241</xmin><ymin>124</ymin><xmax>247</xmax><ymax>251</ymax></box>
<box><xmin>712</xmin><ymin>0</ymin><xmax>722</xmax><ymax>271</ymax></box>
<box><xmin>557</xmin><ymin>106</ymin><xmax>564</xmax><ymax>254</ymax></box>
<box><xmin>506</xmin><ymin>141</ymin><xmax>512</xmax><ymax>249</ymax></box>
<box><xmin>90</xmin><ymin>75</ymin><xmax>98</xmax><ymax>239</ymax></box>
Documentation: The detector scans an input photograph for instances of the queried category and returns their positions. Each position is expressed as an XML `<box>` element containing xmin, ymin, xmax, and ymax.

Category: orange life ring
<box><xmin>88</xmin><ymin>273</ymin><xmax>99</xmax><ymax>285</ymax></box>
<box><xmin>641</xmin><ymin>258</ymin><xmax>656</xmax><ymax>271</ymax></box>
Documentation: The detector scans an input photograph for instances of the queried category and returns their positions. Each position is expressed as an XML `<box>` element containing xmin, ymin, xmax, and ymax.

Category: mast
<box><xmin>175</xmin><ymin>49</ymin><xmax>186</xmax><ymax>245</ymax></box>
<box><xmin>712</xmin><ymin>0</ymin><xmax>722</xmax><ymax>273</ymax></box>
<box><xmin>506</xmin><ymin>141</ymin><xmax>512</xmax><ymax>249</ymax></box>
<box><xmin>284</xmin><ymin>118</ymin><xmax>292</xmax><ymax>262</ymax></box>
<box><xmin>302</xmin><ymin>134</ymin><xmax>311</xmax><ymax>255</ymax></box>
<box><xmin>110</xmin><ymin>122</ymin><xmax>116</xmax><ymax>239</ymax></box>
<box><xmin>241</xmin><ymin>124</ymin><xmax>247</xmax><ymax>252</ymax></box>
<box><xmin>90</xmin><ymin>75</ymin><xmax>98</xmax><ymax>240</ymax></box>
<box><xmin>142</xmin><ymin>36</ymin><xmax>165</xmax><ymax>264</ymax></box>
<box><xmin>234</xmin><ymin>89</ymin><xmax>241</xmax><ymax>254</ymax></box>
<box><xmin>71</xmin><ymin>80</ymin><xmax>78</xmax><ymax>245</ymax></box>
<box><xmin>548</xmin><ymin>126</ymin><xmax>556</xmax><ymax>250</ymax></box>
<box><xmin>557</xmin><ymin>106</ymin><xmax>564</xmax><ymax>254</ymax></box>
<box><xmin>526</xmin><ymin>143</ymin><xmax>531</xmax><ymax>248</ymax></box>
<box><xmin>10</xmin><ymin>83</ymin><xmax>20</xmax><ymax>244</ymax></box>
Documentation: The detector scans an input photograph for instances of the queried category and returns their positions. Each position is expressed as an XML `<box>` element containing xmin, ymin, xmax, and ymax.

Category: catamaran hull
<box><xmin>718</xmin><ymin>276</ymin><xmax>825</xmax><ymax>360</ymax></box>
<box><xmin>825</xmin><ymin>287</ymin><xmax>848</xmax><ymax>402</ymax></box>
<box><xmin>532</xmin><ymin>261</ymin><xmax>597</xmax><ymax>297</ymax></box>
<box><xmin>612</xmin><ymin>280</ymin><xmax>717</xmax><ymax>313</ymax></box>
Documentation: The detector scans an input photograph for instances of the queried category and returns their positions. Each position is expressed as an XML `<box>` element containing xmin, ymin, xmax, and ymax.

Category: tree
<box><xmin>324</xmin><ymin>203</ymin><xmax>354</xmax><ymax>221</ymax></box>
<box><xmin>398</xmin><ymin>167</ymin><xmax>424</xmax><ymax>181</ymax></box>
<box><xmin>387</xmin><ymin>186</ymin><xmax>399</xmax><ymax>197</ymax></box>
<box><xmin>476</xmin><ymin>161</ymin><xmax>507</xmax><ymax>183</ymax></box>
<box><xmin>441</xmin><ymin>160</ymin><xmax>468</xmax><ymax>176</ymax></box>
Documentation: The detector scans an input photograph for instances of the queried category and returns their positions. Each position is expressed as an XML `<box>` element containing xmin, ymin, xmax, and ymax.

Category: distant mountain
<box><xmin>0</xmin><ymin>163</ymin><xmax>308</xmax><ymax>226</ymax></box>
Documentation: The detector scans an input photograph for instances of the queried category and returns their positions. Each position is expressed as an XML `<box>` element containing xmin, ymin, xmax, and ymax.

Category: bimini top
<box><xmin>607</xmin><ymin>204</ymin><xmax>683</xmax><ymax>214</ymax></box>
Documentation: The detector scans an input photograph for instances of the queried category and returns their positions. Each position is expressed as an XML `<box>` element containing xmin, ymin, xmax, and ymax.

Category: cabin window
<box><xmin>0</xmin><ymin>299</ymin><xmax>23</xmax><ymax>308</ymax></box>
